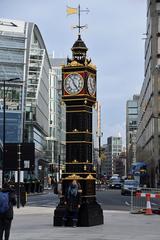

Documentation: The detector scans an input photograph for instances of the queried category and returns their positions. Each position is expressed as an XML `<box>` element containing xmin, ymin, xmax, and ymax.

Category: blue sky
<box><xmin>0</xmin><ymin>0</ymin><xmax>146</xmax><ymax>145</ymax></box>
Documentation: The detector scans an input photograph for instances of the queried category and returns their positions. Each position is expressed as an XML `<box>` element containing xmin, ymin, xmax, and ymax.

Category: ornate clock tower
<box><xmin>54</xmin><ymin>6</ymin><xmax>103</xmax><ymax>226</ymax></box>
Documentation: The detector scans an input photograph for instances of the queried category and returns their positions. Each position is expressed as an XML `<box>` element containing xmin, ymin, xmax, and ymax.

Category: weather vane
<box><xmin>67</xmin><ymin>5</ymin><xmax>89</xmax><ymax>36</ymax></box>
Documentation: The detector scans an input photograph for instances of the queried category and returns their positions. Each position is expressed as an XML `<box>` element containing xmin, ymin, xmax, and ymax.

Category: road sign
<box><xmin>4</xmin><ymin>143</ymin><xmax>35</xmax><ymax>171</ymax></box>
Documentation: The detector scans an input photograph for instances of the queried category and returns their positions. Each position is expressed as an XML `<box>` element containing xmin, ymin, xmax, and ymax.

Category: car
<box><xmin>121</xmin><ymin>179</ymin><xmax>140</xmax><ymax>195</ymax></box>
<box><xmin>108</xmin><ymin>179</ymin><xmax>122</xmax><ymax>189</ymax></box>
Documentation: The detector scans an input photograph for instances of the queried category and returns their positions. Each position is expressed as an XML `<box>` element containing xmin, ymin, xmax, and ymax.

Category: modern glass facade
<box><xmin>0</xmin><ymin>19</ymin><xmax>51</xmax><ymax>183</ymax></box>
<box><xmin>47</xmin><ymin>58</ymin><xmax>67</xmax><ymax>180</ymax></box>
<box><xmin>0</xmin><ymin>112</ymin><xmax>21</xmax><ymax>143</ymax></box>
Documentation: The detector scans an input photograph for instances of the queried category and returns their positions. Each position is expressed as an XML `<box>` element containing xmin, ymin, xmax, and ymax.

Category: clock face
<box><xmin>64</xmin><ymin>73</ymin><xmax>84</xmax><ymax>95</ymax></box>
<box><xmin>87</xmin><ymin>74</ymin><xmax>96</xmax><ymax>96</ymax></box>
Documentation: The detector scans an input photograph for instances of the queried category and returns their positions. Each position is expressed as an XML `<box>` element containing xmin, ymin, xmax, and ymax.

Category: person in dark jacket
<box><xmin>63</xmin><ymin>180</ymin><xmax>81</xmax><ymax>227</ymax></box>
<box><xmin>0</xmin><ymin>182</ymin><xmax>16</xmax><ymax>240</ymax></box>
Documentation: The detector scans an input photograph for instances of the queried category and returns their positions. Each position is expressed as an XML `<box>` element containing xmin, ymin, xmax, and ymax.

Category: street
<box><xmin>27</xmin><ymin>189</ymin><xmax>132</xmax><ymax>211</ymax></box>
<box><xmin>96</xmin><ymin>189</ymin><xmax>131</xmax><ymax>211</ymax></box>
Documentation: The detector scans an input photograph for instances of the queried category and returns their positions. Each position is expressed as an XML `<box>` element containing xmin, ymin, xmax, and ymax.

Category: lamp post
<box><xmin>17</xmin><ymin>143</ymin><xmax>21</xmax><ymax>208</ymax></box>
<box><xmin>2</xmin><ymin>77</ymin><xmax>20</xmax><ymax>186</ymax></box>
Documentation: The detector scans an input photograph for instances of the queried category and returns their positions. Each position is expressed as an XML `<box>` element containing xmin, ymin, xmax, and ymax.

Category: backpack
<box><xmin>0</xmin><ymin>192</ymin><xmax>9</xmax><ymax>213</ymax></box>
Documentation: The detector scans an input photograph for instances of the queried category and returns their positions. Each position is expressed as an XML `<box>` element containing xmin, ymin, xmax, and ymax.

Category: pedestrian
<box><xmin>48</xmin><ymin>176</ymin><xmax>52</xmax><ymax>189</ymax></box>
<box><xmin>0</xmin><ymin>182</ymin><xmax>16</xmax><ymax>240</ymax></box>
<box><xmin>63</xmin><ymin>180</ymin><xmax>81</xmax><ymax>227</ymax></box>
<box><xmin>52</xmin><ymin>178</ymin><xmax>58</xmax><ymax>194</ymax></box>
<box><xmin>51</xmin><ymin>177</ymin><xmax>57</xmax><ymax>190</ymax></box>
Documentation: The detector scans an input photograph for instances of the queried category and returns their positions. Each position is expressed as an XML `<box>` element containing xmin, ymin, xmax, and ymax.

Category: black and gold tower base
<box><xmin>54</xmin><ymin>175</ymin><xmax>103</xmax><ymax>226</ymax></box>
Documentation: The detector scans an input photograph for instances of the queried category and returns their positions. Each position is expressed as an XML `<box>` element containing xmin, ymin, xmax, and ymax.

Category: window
<box><xmin>128</xmin><ymin>108</ymin><xmax>138</xmax><ymax>114</ymax></box>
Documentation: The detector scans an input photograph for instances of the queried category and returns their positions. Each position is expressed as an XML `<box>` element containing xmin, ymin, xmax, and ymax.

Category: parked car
<box><xmin>108</xmin><ymin>179</ymin><xmax>122</xmax><ymax>189</ymax></box>
<box><xmin>121</xmin><ymin>179</ymin><xmax>140</xmax><ymax>195</ymax></box>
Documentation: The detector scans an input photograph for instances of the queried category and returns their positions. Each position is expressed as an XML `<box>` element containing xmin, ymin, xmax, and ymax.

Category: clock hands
<box><xmin>65</xmin><ymin>73</ymin><xmax>96</xmax><ymax>96</ymax></box>
<box><xmin>64</xmin><ymin>73</ymin><xmax>84</xmax><ymax>94</ymax></box>
<box><xmin>88</xmin><ymin>75</ymin><xmax>96</xmax><ymax>95</ymax></box>
<box><xmin>70</xmin><ymin>75</ymin><xmax>79</xmax><ymax>91</ymax></box>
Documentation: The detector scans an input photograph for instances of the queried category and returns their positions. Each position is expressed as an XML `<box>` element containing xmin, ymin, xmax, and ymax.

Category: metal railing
<box><xmin>130</xmin><ymin>188</ymin><xmax>160</xmax><ymax>214</ymax></box>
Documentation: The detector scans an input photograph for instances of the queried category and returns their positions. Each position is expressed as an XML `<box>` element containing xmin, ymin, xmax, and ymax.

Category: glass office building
<box><xmin>0</xmin><ymin>19</ymin><xmax>51</xmax><ymax>182</ymax></box>
<box><xmin>47</xmin><ymin>58</ymin><xmax>67</xmax><ymax>180</ymax></box>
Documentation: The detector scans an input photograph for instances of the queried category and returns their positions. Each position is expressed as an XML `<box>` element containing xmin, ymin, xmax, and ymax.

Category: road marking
<box><xmin>125</xmin><ymin>201</ymin><xmax>130</xmax><ymax>206</ymax></box>
<box><xmin>151</xmin><ymin>202</ymin><xmax>159</xmax><ymax>206</ymax></box>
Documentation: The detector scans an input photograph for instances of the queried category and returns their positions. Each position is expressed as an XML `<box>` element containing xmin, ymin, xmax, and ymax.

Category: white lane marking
<box><xmin>151</xmin><ymin>202</ymin><xmax>159</xmax><ymax>206</ymax></box>
<box><xmin>125</xmin><ymin>201</ymin><xmax>130</xmax><ymax>206</ymax></box>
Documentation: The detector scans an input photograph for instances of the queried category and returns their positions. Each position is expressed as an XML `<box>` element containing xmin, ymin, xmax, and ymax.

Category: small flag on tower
<box><xmin>66</xmin><ymin>6</ymin><xmax>78</xmax><ymax>15</ymax></box>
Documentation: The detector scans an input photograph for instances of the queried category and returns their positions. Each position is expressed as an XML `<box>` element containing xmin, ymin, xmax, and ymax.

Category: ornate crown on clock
<box><xmin>62</xmin><ymin>34</ymin><xmax>97</xmax><ymax>101</ymax></box>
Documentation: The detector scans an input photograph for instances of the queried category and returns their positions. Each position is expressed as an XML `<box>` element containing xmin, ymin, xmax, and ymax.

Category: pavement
<box><xmin>9</xmin><ymin>206</ymin><xmax>160</xmax><ymax>240</ymax></box>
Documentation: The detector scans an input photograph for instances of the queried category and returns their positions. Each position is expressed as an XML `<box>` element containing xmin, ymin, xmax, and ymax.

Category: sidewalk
<box><xmin>11</xmin><ymin>206</ymin><xmax>160</xmax><ymax>240</ymax></box>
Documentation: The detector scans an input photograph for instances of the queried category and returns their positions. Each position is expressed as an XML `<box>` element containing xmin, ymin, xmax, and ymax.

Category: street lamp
<box><xmin>58</xmin><ymin>155</ymin><xmax>61</xmax><ymax>182</ymax></box>
<box><xmin>2</xmin><ymin>77</ymin><xmax>20</xmax><ymax>186</ymax></box>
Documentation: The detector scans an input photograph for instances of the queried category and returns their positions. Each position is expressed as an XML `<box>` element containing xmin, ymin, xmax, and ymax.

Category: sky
<box><xmin>0</xmin><ymin>0</ymin><xmax>147</xmax><ymax>145</ymax></box>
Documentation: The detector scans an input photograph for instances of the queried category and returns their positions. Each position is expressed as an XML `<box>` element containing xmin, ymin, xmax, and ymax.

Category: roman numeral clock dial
<box><xmin>64</xmin><ymin>73</ymin><xmax>84</xmax><ymax>95</ymax></box>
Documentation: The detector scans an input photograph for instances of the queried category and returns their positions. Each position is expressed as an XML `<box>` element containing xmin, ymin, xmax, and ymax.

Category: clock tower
<box><xmin>54</xmin><ymin>6</ymin><xmax>103</xmax><ymax>227</ymax></box>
